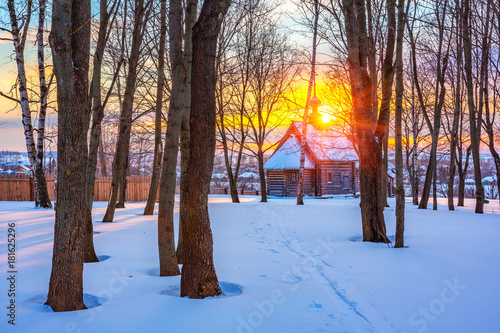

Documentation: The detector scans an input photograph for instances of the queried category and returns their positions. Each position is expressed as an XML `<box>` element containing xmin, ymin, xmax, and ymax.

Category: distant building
<box><xmin>264</xmin><ymin>121</ymin><xmax>359</xmax><ymax>197</ymax></box>
<box><xmin>0</xmin><ymin>164</ymin><xmax>32</xmax><ymax>175</ymax></box>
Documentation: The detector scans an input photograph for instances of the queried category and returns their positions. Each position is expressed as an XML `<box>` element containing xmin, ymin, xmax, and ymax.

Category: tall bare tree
<box><xmin>144</xmin><ymin>0</ymin><xmax>167</xmax><ymax>216</ymax></box>
<box><xmin>462</xmin><ymin>0</ymin><xmax>485</xmax><ymax>213</ymax></box>
<box><xmin>157</xmin><ymin>0</ymin><xmax>183</xmax><ymax>277</ymax></box>
<box><xmin>244</xmin><ymin>20</ymin><xmax>299</xmax><ymax>203</ymax></box>
<box><xmin>180</xmin><ymin>0</ymin><xmax>232</xmax><ymax>298</ymax></box>
<box><xmin>45</xmin><ymin>0</ymin><xmax>91</xmax><ymax>311</ymax></box>
<box><xmin>341</xmin><ymin>0</ymin><xmax>396</xmax><ymax>242</ymax></box>
<box><xmin>176</xmin><ymin>0</ymin><xmax>198</xmax><ymax>264</ymax></box>
<box><xmin>215</xmin><ymin>0</ymin><xmax>251</xmax><ymax>204</ymax></box>
<box><xmin>103</xmin><ymin>0</ymin><xmax>147</xmax><ymax>222</ymax></box>
<box><xmin>297</xmin><ymin>0</ymin><xmax>319</xmax><ymax>205</ymax></box>
<box><xmin>446</xmin><ymin>0</ymin><xmax>463</xmax><ymax>210</ymax></box>
<box><xmin>414</xmin><ymin>0</ymin><xmax>451</xmax><ymax>210</ymax></box>
<box><xmin>87</xmin><ymin>0</ymin><xmax>121</xmax><ymax>210</ymax></box>
<box><xmin>394</xmin><ymin>0</ymin><xmax>405</xmax><ymax>248</ymax></box>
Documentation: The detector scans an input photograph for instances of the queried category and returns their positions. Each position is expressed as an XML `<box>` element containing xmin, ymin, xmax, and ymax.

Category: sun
<box><xmin>321</xmin><ymin>113</ymin><xmax>334</xmax><ymax>124</ymax></box>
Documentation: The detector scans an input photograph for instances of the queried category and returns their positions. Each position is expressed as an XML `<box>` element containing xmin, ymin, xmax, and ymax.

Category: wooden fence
<box><xmin>0</xmin><ymin>174</ymin><xmax>259</xmax><ymax>202</ymax></box>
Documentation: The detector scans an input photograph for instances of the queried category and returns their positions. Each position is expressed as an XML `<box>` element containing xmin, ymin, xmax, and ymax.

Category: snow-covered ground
<box><xmin>1</xmin><ymin>196</ymin><xmax>499</xmax><ymax>333</ymax></box>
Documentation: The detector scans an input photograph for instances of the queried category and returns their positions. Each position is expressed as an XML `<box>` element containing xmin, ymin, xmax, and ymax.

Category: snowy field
<box><xmin>1</xmin><ymin>196</ymin><xmax>499</xmax><ymax>333</ymax></box>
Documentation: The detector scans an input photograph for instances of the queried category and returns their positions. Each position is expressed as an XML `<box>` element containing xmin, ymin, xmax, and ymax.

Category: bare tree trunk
<box><xmin>180</xmin><ymin>0</ymin><xmax>231</xmax><ymax>298</ymax></box>
<box><xmin>257</xmin><ymin>147</ymin><xmax>267</xmax><ymax>202</ymax></box>
<box><xmin>394</xmin><ymin>0</ymin><xmax>405</xmax><ymax>248</ymax></box>
<box><xmin>382</xmin><ymin>123</ymin><xmax>389</xmax><ymax>205</ymax></box>
<box><xmin>7</xmin><ymin>0</ymin><xmax>52</xmax><ymax>209</ymax></box>
<box><xmin>99</xmin><ymin>133</ymin><xmax>107</xmax><ymax>176</ymax></box>
<box><xmin>46</xmin><ymin>0</ymin><xmax>90</xmax><ymax>312</ymax></box>
<box><xmin>117</xmin><ymin>154</ymin><xmax>128</xmax><ymax>208</ymax></box>
<box><xmin>177</xmin><ymin>111</ymin><xmax>189</xmax><ymax>264</ymax></box>
<box><xmin>84</xmin><ymin>0</ymin><xmax>118</xmax><ymax>264</ymax></box>
<box><xmin>158</xmin><ymin>0</ymin><xmax>184</xmax><ymax>277</ymax></box>
<box><xmin>103</xmin><ymin>0</ymin><xmax>146</xmax><ymax>222</ymax></box>
<box><xmin>176</xmin><ymin>0</ymin><xmax>198</xmax><ymax>265</ymax></box>
<box><xmin>448</xmin><ymin>8</ymin><xmax>463</xmax><ymax>211</ymax></box>
<box><xmin>484</xmin><ymin>61</ymin><xmax>500</xmax><ymax>206</ymax></box>
<box><xmin>297</xmin><ymin>0</ymin><xmax>319</xmax><ymax>205</ymax></box>
<box><xmin>87</xmin><ymin>0</ymin><xmax>120</xmax><ymax>212</ymax></box>
<box><xmin>462</xmin><ymin>0</ymin><xmax>485</xmax><ymax>213</ymax></box>
<box><xmin>144</xmin><ymin>0</ymin><xmax>167</xmax><ymax>215</ymax></box>
<box><xmin>409</xmin><ymin>49</ymin><xmax>419</xmax><ymax>205</ymax></box>
<box><xmin>432</xmin><ymin>164</ymin><xmax>438</xmax><ymax>210</ymax></box>
<box><xmin>218</xmin><ymin>111</ymin><xmax>241</xmax><ymax>203</ymax></box>
<box><xmin>457</xmin><ymin>146</ymin><xmax>471</xmax><ymax>206</ymax></box>
<box><xmin>35</xmin><ymin>0</ymin><xmax>52</xmax><ymax>209</ymax></box>
<box><xmin>343</xmin><ymin>0</ymin><xmax>393</xmax><ymax>243</ymax></box>
<box><xmin>418</xmin><ymin>3</ymin><xmax>449</xmax><ymax>210</ymax></box>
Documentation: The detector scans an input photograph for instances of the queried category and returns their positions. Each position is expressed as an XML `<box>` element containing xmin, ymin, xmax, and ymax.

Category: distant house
<box><xmin>264</xmin><ymin>121</ymin><xmax>359</xmax><ymax>197</ymax></box>
<box><xmin>0</xmin><ymin>164</ymin><xmax>32</xmax><ymax>175</ymax></box>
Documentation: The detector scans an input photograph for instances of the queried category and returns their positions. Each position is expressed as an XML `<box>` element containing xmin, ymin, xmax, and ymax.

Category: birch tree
<box><xmin>4</xmin><ymin>0</ymin><xmax>52</xmax><ymax>209</ymax></box>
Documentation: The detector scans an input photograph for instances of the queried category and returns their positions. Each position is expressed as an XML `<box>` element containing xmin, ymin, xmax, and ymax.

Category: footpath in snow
<box><xmin>0</xmin><ymin>196</ymin><xmax>499</xmax><ymax>333</ymax></box>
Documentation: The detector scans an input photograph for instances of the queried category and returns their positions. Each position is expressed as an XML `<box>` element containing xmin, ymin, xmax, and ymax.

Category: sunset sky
<box><xmin>0</xmin><ymin>3</ymin><xmax>328</xmax><ymax>153</ymax></box>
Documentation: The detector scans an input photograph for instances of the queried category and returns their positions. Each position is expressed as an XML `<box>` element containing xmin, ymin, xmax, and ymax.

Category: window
<box><xmin>291</xmin><ymin>172</ymin><xmax>297</xmax><ymax>181</ymax></box>
<box><xmin>327</xmin><ymin>171</ymin><xmax>333</xmax><ymax>184</ymax></box>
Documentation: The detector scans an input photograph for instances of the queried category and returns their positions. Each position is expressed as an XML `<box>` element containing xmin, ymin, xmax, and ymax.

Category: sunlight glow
<box><xmin>321</xmin><ymin>113</ymin><xmax>334</xmax><ymax>124</ymax></box>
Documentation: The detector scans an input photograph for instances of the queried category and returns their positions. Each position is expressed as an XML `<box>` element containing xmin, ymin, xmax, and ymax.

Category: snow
<box><xmin>264</xmin><ymin>134</ymin><xmax>315</xmax><ymax>170</ymax></box>
<box><xmin>239</xmin><ymin>172</ymin><xmax>258</xmax><ymax>179</ymax></box>
<box><xmin>482</xmin><ymin>175</ymin><xmax>497</xmax><ymax>184</ymax></box>
<box><xmin>1</xmin><ymin>197</ymin><xmax>499</xmax><ymax>332</ymax></box>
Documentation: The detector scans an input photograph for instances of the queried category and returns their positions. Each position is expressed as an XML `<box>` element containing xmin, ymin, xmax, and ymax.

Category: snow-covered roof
<box><xmin>239</xmin><ymin>172</ymin><xmax>258</xmax><ymax>178</ymax></box>
<box><xmin>212</xmin><ymin>173</ymin><xmax>227</xmax><ymax>179</ymax></box>
<box><xmin>387</xmin><ymin>161</ymin><xmax>396</xmax><ymax>179</ymax></box>
<box><xmin>293</xmin><ymin>122</ymin><xmax>358</xmax><ymax>162</ymax></box>
<box><xmin>482</xmin><ymin>175</ymin><xmax>497</xmax><ymax>184</ymax></box>
<box><xmin>264</xmin><ymin>134</ymin><xmax>315</xmax><ymax>170</ymax></box>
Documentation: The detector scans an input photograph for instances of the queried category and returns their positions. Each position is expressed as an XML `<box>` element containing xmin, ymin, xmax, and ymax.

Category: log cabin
<box><xmin>264</xmin><ymin>121</ymin><xmax>359</xmax><ymax>197</ymax></box>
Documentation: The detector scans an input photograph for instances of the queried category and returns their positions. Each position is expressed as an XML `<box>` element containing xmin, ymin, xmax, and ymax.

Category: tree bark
<box><xmin>157</xmin><ymin>0</ymin><xmax>184</xmax><ymax>277</ymax></box>
<box><xmin>143</xmin><ymin>0</ymin><xmax>167</xmax><ymax>216</ymax></box>
<box><xmin>99</xmin><ymin>133</ymin><xmax>107</xmax><ymax>176</ymax></box>
<box><xmin>462</xmin><ymin>0</ymin><xmax>485</xmax><ymax>213</ymax></box>
<box><xmin>116</xmin><ymin>154</ymin><xmax>128</xmax><ymax>208</ymax></box>
<box><xmin>297</xmin><ymin>0</ymin><xmax>319</xmax><ymax>205</ymax></box>
<box><xmin>394</xmin><ymin>0</ymin><xmax>405</xmax><ymax>248</ymax></box>
<box><xmin>447</xmin><ymin>8</ymin><xmax>463</xmax><ymax>211</ymax></box>
<box><xmin>102</xmin><ymin>0</ymin><xmax>146</xmax><ymax>222</ymax></box>
<box><xmin>257</xmin><ymin>146</ymin><xmax>267</xmax><ymax>202</ymax></box>
<box><xmin>456</xmin><ymin>146</ymin><xmax>471</xmax><ymax>206</ymax></box>
<box><xmin>409</xmin><ymin>48</ymin><xmax>419</xmax><ymax>206</ymax></box>
<box><xmin>343</xmin><ymin>0</ymin><xmax>392</xmax><ymax>243</ymax></box>
<box><xmin>180</xmin><ymin>0</ymin><xmax>231</xmax><ymax>298</ymax></box>
<box><xmin>218</xmin><ymin>109</ymin><xmax>241</xmax><ymax>203</ymax></box>
<box><xmin>144</xmin><ymin>0</ymin><xmax>167</xmax><ymax>216</ymax></box>
<box><xmin>46</xmin><ymin>0</ymin><xmax>90</xmax><ymax>312</ymax></box>
<box><xmin>176</xmin><ymin>0</ymin><xmax>198</xmax><ymax>265</ymax></box>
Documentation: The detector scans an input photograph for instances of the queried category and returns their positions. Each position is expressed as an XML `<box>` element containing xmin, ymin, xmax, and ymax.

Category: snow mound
<box><xmin>159</xmin><ymin>281</ymin><xmax>243</xmax><ymax>299</ymax></box>
<box><xmin>25</xmin><ymin>293</ymin><xmax>108</xmax><ymax>312</ymax></box>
